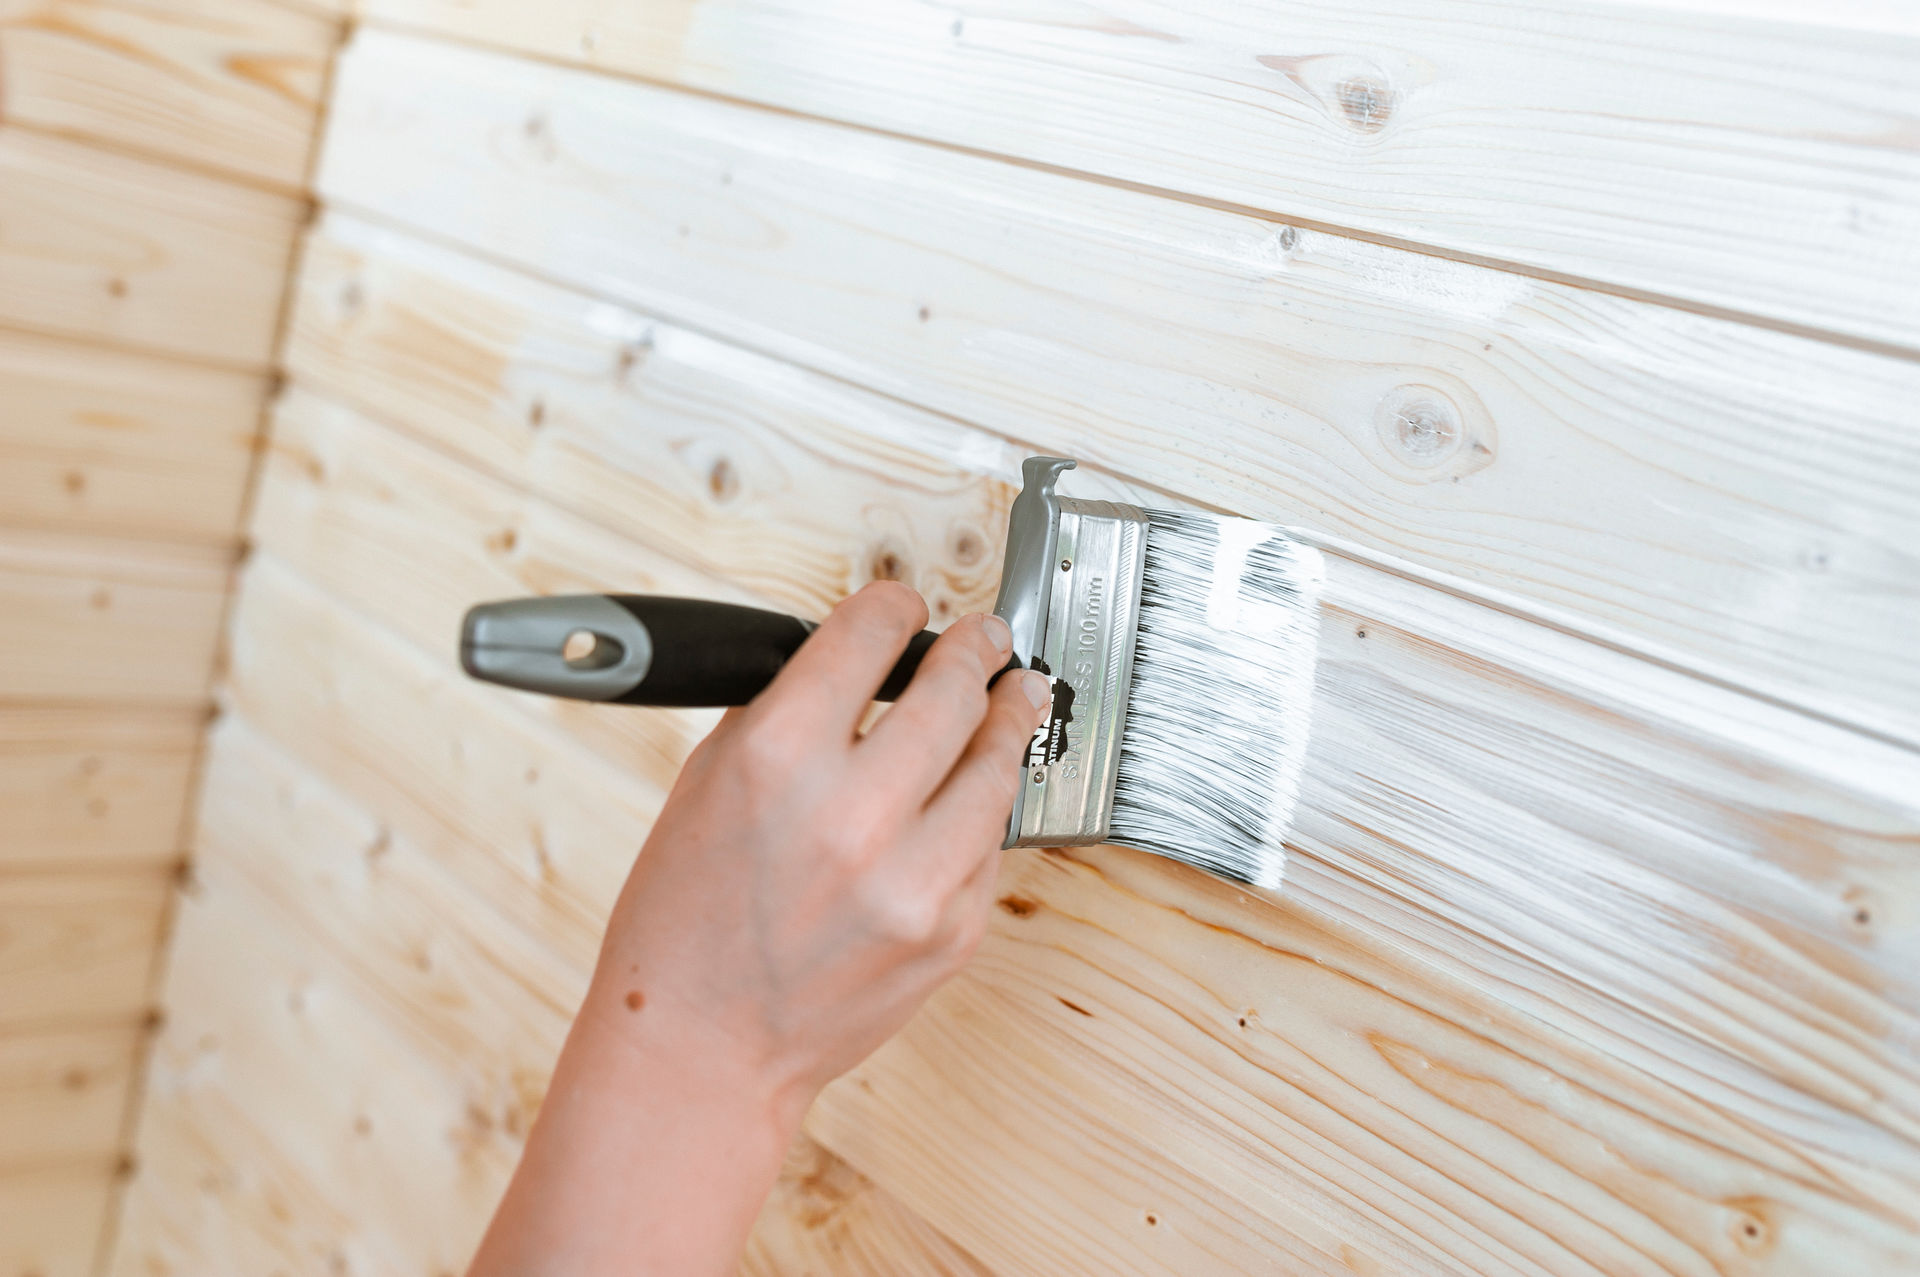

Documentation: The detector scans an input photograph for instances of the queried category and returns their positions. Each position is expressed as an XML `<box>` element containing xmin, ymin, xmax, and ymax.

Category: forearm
<box><xmin>467</xmin><ymin>979</ymin><xmax>800</xmax><ymax>1277</ymax></box>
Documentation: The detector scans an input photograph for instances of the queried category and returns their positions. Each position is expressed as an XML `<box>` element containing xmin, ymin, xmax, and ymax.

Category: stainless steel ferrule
<box><xmin>991</xmin><ymin>458</ymin><xmax>1149</xmax><ymax>848</ymax></box>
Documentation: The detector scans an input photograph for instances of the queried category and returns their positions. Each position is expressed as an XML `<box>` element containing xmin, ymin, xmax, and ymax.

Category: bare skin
<box><xmin>467</xmin><ymin>581</ymin><xmax>1051</xmax><ymax>1276</ymax></box>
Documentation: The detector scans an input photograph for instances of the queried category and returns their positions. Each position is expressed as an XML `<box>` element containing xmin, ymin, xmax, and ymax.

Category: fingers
<box><xmin>919</xmin><ymin>668</ymin><xmax>1051</xmax><ymax>886</ymax></box>
<box><xmin>858</xmin><ymin>612</ymin><xmax>1013</xmax><ymax>801</ymax></box>
<box><xmin>754</xmin><ymin>581</ymin><xmax>929</xmax><ymax>741</ymax></box>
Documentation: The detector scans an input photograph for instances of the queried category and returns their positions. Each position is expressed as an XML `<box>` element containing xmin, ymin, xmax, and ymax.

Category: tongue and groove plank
<box><xmin>315</xmin><ymin>33</ymin><xmax>1920</xmax><ymax>748</ymax></box>
<box><xmin>0</xmin><ymin>1024</ymin><xmax>137</xmax><ymax>1170</ymax></box>
<box><xmin>0</xmin><ymin>871</ymin><xmax>170</xmax><ymax>1030</ymax></box>
<box><xmin>0</xmin><ymin>330</ymin><xmax>263</xmax><ymax>543</ymax></box>
<box><xmin>218</xmin><ymin>382</ymin><xmax>1920</xmax><ymax>1270</ymax></box>
<box><xmin>113</xmin><ymin>718</ymin><xmax>992</xmax><ymax>1277</ymax></box>
<box><xmin>0</xmin><ymin>529</ymin><xmax>232</xmax><ymax>704</ymax></box>
<box><xmin>0</xmin><ymin>1164</ymin><xmax>117</xmax><ymax>1277</ymax></box>
<box><xmin>0</xmin><ymin>0</ymin><xmax>337</xmax><ymax>190</ymax></box>
<box><xmin>0</xmin><ymin>127</ymin><xmax>304</xmax><ymax>367</ymax></box>
<box><xmin>353</xmin><ymin>0</ymin><xmax>1920</xmax><ymax>352</ymax></box>
<box><xmin>0</xmin><ymin>708</ymin><xmax>199</xmax><ymax>871</ymax></box>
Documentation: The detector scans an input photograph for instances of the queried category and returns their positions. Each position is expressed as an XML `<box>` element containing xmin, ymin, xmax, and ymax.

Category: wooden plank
<box><xmin>744</xmin><ymin>1134</ymin><xmax>992</xmax><ymax>1277</ymax></box>
<box><xmin>114</xmin><ymin>716</ymin><xmax>991</xmax><ymax>1276</ymax></box>
<box><xmin>0</xmin><ymin>871</ymin><xmax>170</xmax><ymax>1029</ymax></box>
<box><xmin>0</xmin><ymin>708</ymin><xmax>198</xmax><ymax>871</ymax></box>
<box><xmin>315</xmin><ymin>37</ymin><xmax>1920</xmax><ymax>747</ymax></box>
<box><xmin>0</xmin><ymin>529</ymin><xmax>231</xmax><ymax>704</ymax></box>
<box><xmin>284</xmin><ymin>217</ymin><xmax>1019</xmax><ymax>625</ymax></box>
<box><xmin>229</xmin><ymin>395</ymin><xmax>1920</xmax><ymax>1266</ymax></box>
<box><xmin>0</xmin><ymin>328</ymin><xmax>262</xmax><ymax>543</ymax></box>
<box><xmin>816</xmin><ymin>842</ymin><xmax>1920</xmax><ymax>1276</ymax></box>
<box><xmin>0</xmin><ymin>1024</ymin><xmax>137</xmax><ymax>1170</ymax></box>
<box><xmin>0</xmin><ymin>0</ymin><xmax>336</xmax><ymax>189</ymax></box>
<box><xmin>0</xmin><ymin>127</ymin><xmax>304</xmax><ymax>366</ymax></box>
<box><xmin>0</xmin><ymin>1162</ymin><xmax>116</xmax><ymax>1277</ymax></box>
<box><xmin>352</xmin><ymin>0</ymin><xmax>1920</xmax><ymax>351</ymax></box>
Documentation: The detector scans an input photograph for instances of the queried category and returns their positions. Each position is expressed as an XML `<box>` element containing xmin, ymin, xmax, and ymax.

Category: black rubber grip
<box><xmin>606</xmin><ymin>596</ymin><xmax>954</xmax><ymax>707</ymax></box>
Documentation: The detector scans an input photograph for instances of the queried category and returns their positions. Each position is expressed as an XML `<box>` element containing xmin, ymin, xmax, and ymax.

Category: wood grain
<box><xmin>353</xmin><ymin>0</ymin><xmax>1920</xmax><ymax>351</ymax></box>
<box><xmin>0</xmin><ymin>1162</ymin><xmax>116</xmax><ymax>1277</ymax></box>
<box><xmin>285</xmin><ymin>216</ymin><xmax>1020</xmax><ymax>625</ymax></box>
<box><xmin>113</xmin><ymin>716</ymin><xmax>991</xmax><ymax>1276</ymax></box>
<box><xmin>0</xmin><ymin>708</ymin><xmax>198</xmax><ymax>871</ymax></box>
<box><xmin>0</xmin><ymin>1024</ymin><xmax>137</xmax><ymax>1170</ymax></box>
<box><xmin>0</xmin><ymin>529</ymin><xmax>231</xmax><ymax>704</ymax></box>
<box><xmin>315</xmin><ymin>36</ymin><xmax>1920</xmax><ymax>746</ymax></box>
<box><xmin>0</xmin><ymin>0</ymin><xmax>336</xmax><ymax>189</ymax></box>
<box><xmin>0</xmin><ymin>126</ymin><xmax>304</xmax><ymax>366</ymax></box>
<box><xmin>222</xmin><ymin>386</ymin><xmax>1920</xmax><ymax>1268</ymax></box>
<box><xmin>0</xmin><ymin>329</ymin><xmax>262</xmax><ymax>543</ymax></box>
<box><xmin>0</xmin><ymin>871</ymin><xmax>169</xmax><ymax>1030</ymax></box>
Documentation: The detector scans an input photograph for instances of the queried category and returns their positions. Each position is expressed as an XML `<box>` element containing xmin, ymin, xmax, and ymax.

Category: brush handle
<box><xmin>460</xmin><ymin>593</ymin><xmax>995</xmax><ymax>707</ymax></box>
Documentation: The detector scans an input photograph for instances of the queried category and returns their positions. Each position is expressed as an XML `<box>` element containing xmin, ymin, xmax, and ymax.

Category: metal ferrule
<box><xmin>992</xmin><ymin>458</ymin><xmax>1149</xmax><ymax>849</ymax></box>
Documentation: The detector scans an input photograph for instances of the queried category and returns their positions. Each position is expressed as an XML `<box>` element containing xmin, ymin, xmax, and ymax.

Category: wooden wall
<box><xmin>115</xmin><ymin>2</ymin><xmax>1920</xmax><ymax>1274</ymax></box>
<box><xmin>0</xmin><ymin>1</ymin><xmax>340</xmax><ymax>1273</ymax></box>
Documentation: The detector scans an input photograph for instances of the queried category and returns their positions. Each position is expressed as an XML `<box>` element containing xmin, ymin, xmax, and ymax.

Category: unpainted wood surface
<box><xmin>0</xmin><ymin>871</ymin><xmax>169</xmax><ymax>1030</ymax></box>
<box><xmin>0</xmin><ymin>0</ymin><xmax>336</xmax><ymax>188</ymax></box>
<box><xmin>191</xmin><ymin>373</ymin><xmax>1920</xmax><ymax>1271</ymax></box>
<box><xmin>0</xmin><ymin>1024</ymin><xmax>138</xmax><ymax>1170</ymax></box>
<box><xmin>317</xmin><ymin>33</ymin><xmax>1920</xmax><ymax>747</ymax></box>
<box><xmin>0</xmin><ymin>529</ymin><xmax>232</xmax><ymax>703</ymax></box>
<box><xmin>0</xmin><ymin>125</ymin><xmax>304</xmax><ymax>366</ymax></box>
<box><xmin>0</xmin><ymin>1163</ymin><xmax>117</xmax><ymax>1277</ymax></box>
<box><xmin>356</xmin><ymin>0</ymin><xmax>1920</xmax><ymax>352</ymax></box>
<box><xmin>113</xmin><ymin>716</ymin><xmax>995</xmax><ymax>1276</ymax></box>
<box><xmin>0</xmin><ymin>708</ymin><xmax>198</xmax><ymax>871</ymax></box>
<box><xmin>0</xmin><ymin>328</ymin><xmax>262</xmax><ymax>542</ymax></box>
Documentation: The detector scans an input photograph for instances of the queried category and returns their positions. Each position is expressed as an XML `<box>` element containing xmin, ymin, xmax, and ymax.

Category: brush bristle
<box><xmin>1108</xmin><ymin>511</ymin><xmax>1322</xmax><ymax>889</ymax></box>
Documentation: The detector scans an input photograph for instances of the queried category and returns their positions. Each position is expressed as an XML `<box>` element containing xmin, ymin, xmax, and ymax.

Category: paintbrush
<box><xmin>458</xmin><ymin>457</ymin><xmax>1319</xmax><ymax>888</ymax></box>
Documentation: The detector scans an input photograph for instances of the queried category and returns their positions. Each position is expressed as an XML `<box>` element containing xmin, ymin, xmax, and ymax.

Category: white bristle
<box><xmin>1109</xmin><ymin>512</ymin><xmax>1322</xmax><ymax>889</ymax></box>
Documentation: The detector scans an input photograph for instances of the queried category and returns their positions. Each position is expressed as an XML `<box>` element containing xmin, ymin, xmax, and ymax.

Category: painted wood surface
<box><xmin>187</xmin><ymin>371</ymin><xmax>1920</xmax><ymax>1270</ymax></box>
<box><xmin>0</xmin><ymin>708</ymin><xmax>198</xmax><ymax>871</ymax></box>
<box><xmin>355</xmin><ymin>0</ymin><xmax>1920</xmax><ymax>352</ymax></box>
<box><xmin>113</xmin><ymin>716</ymin><xmax>997</xmax><ymax>1276</ymax></box>
<box><xmin>0</xmin><ymin>329</ymin><xmax>263</xmax><ymax>543</ymax></box>
<box><xmin>317</xmin><ymin>32</ymin><xmax>1920</xmax><ymax>748</ymax></box>
<box><xmin>0</xmin><ymin>0</ymin><xmax>336</xmax><ymax>189</ymax></box>
<box><xmin>0</xmin><ymin>1024</ymin><xmax>137</xmax><ymax>1169</ymax></box>
<box><xmin>0</xmin><ymin>529</ymin><xmax>232</xmax><ymax>704</ymax></box>
<box><xmin>0</xmin><ymin>1164</ymin><xmax>116</xmax><ymax>1277</ymax></box>
<box><xmin>0</xmin><ymin>126</ymin><xmax>304</xmax><ymax>366</ymax></box>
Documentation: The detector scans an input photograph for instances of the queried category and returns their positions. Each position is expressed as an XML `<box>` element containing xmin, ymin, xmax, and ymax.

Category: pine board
<box><xmin>113</xmin><ymin>716</ymin><xmax>990</xmax><ymax>1276</ymax></box>
<box><xmin>0</xmin><ymin>1024</ymin><xmax>138</xmax><ymax>1170</ymax></box>
<box><xmin>0</xmin><ymin>708</ymin><xmax>198</xmax><ymax>871</ymax></box>
<box><xmin>0</xmin><ymin>328</ymin><xmax>262</xmax><ymax>543</ymax></box>
<box><xmin>314</xmin><ymin>36</ymin><xmax>1920</xmax><ymax>746</ymax></box>
<box><xmin>0</xmin><ymin>1163</ymin><xmax>115</xmax><ymax>1277</ymax></box>
<box><xmin>0</xmin><ymin>529</ymin><xmax>231</xmax><ymax>704</ymax></box>
<box><xmin>0</xmin><ymin>870</ymin><xmax>169</xmax><ymax>1030</ymax></box>
<box><xmin>353</xmin><ymin>0</ymin><xmax>1920</xmax><ymax>351</ymax></box>
<box><xmin>0</xmin><ymin>0</ymin><xmax>336</xmax><ymax>189</ymax></box>
<box><xmin>222</xmin><ymin>387</ymin><xmax>1920</xmax><ymax>1270</ymax></box>
<box><xmin>0</xmin><ymin>126</ymin><xmax>304</xmax><ymax>366</ymax></box>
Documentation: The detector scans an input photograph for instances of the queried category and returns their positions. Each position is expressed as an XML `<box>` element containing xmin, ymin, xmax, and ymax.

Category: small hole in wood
<box><xmin>1355</xmin><ymin>627</ymin><xmax>1367</xmax><ymax>639</ymax></box>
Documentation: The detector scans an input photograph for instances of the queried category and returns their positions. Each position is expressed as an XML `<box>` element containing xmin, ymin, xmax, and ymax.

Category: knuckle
<box><xmin>734</xmin><ymin>713</ymin><xmax>802</xmax><ymax>780</ymax></box>
<box><xmin>863</xmin><ymin>880</ymin><xmax>940</xmax><ymax>946</ymax></box>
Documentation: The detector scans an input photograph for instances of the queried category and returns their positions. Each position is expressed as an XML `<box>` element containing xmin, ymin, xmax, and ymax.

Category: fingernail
<box><xmin>980</xmin><ymin>614</ymin><xmax>1012</xmax><ymax>654</ymax></box>
<box><xmin>1020</xmin><ymin>670</ymin><xmax>1051</xmax><ymax>709</ymax></box>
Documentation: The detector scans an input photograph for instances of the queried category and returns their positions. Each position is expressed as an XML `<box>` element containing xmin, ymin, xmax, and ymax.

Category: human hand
<box><xmin>467</xmin><ymin>581</ymin><xmax>1049</xmax><ymax>1277</ymax></box>
<box><xmin>584</xmin><ymin>580</ymin><xmax>1051</xmax><ymax>1125</ymax></box>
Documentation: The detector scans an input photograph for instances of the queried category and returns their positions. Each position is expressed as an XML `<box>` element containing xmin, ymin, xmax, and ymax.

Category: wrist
<box><xmin>569</xmin><ymin>973</ymin><xmax>816</xmax><ymax>1145</ymax></box>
